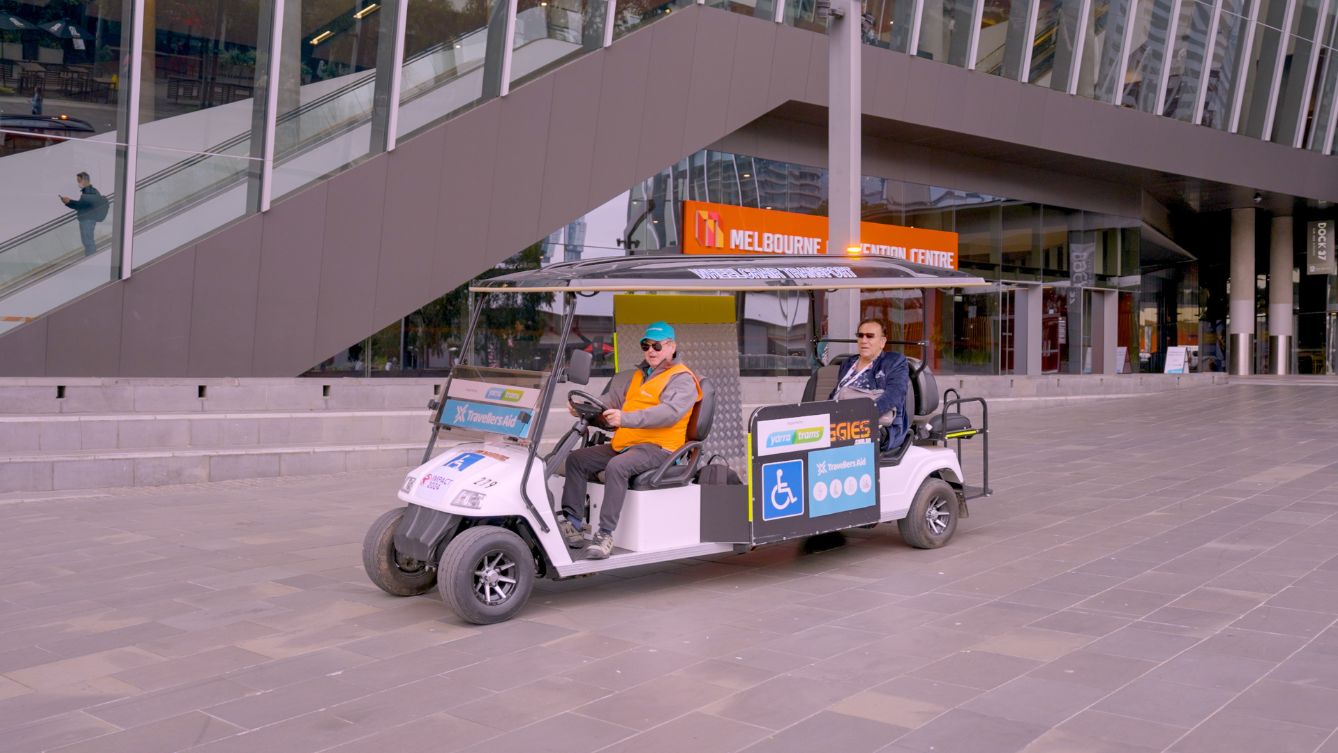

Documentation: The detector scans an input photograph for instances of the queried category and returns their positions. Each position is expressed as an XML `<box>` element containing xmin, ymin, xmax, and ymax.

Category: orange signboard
<box><xmin>682</xmin><ymin>200</ymin><xmax>958</xmax><ymax>270</ymax></box>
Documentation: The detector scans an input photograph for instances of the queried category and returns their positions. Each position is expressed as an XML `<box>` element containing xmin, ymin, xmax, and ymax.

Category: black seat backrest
<box><xmin>905</xmin><ymin>357</ymin><xmax>939</xmax><ymax>417</ymax></box>
<box><xmin>685</xmin><ymin>378</ymin><xmax>715</xmax><ymax>441</ymax></box>
<box><xmin>801</xmin><ymin>355</ymin><xmax>856</xmax><ymax>402</ymax></box>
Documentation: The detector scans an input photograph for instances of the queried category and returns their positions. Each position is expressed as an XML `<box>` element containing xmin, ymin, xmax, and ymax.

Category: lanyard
<box><xmin>836</xmin><ymin>359</ymin><xmax>873</xmax><ymax>393</ymax></box>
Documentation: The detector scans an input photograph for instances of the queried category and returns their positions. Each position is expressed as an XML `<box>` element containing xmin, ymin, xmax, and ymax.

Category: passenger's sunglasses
<box><xmin>640</xmin><ymin>339</ymin><xmax>668</xmax><ymax>352</ymax></box>
<box><xmin>856</xmin><ymin>332</ymin><xmax>883</xmax><ymax>339</ymax></box>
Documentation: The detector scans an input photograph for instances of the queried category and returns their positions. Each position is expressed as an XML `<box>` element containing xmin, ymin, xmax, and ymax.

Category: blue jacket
<box><xmin>829</xmin><ymin>350</ymin><xmax>910</xmax><ymax>446</ymax></box>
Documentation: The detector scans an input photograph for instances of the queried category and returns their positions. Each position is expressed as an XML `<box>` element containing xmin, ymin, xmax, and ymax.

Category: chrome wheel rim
<box><xmin>926</xmin><ymin>496</ymin><xmax>951</xmax><ymax>535</ymax></box>
<box><xmin>473</xmin><ymin>549</ymin><xmax>518</xmax><ymax>606</ymax></box>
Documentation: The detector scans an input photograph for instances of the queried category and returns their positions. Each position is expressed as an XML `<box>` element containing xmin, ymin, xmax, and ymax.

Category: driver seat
<box><xmin>625</xmin><ymin>377</ymin><xmax>715</xmax><ymax>490</ymax></box>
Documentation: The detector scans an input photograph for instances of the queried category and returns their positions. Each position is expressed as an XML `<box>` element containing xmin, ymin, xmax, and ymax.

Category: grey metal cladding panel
<box><xmin>903</xmin><ymin>57</ymin><xmax>940</xmax><ymax>127</ymax></box>
<box><xmin>1009</xmin><ymin>83</ymin><xmax>1050</xmax><ymax>148</ymax></box>
<box><xmin>767</xmin><ymin>25</ymin><xmax>813</xmax><ymax>109</ymax></box>
<box><xmin>958</xmin><ymin>67</ymin><xmax>1001</xmax><ymax>138</ymax></box>
<box><xmin>251</xmin><ymin>181</ymin><xmax>329</xmax><ymax>376</ymax></box>
<box><xmin>723</xmin><ymin>17</ymin><xmax>776</xmax><ymax>134</ymax></box>
<box><xmin>375</xmin><ymin>127</ymin><xmax>448</xmax><ymax>326</ymax></box>
<box><xmin>868</xmin><ymin>50</ymin><xmax>909</xmax><ymax>121</ymax></box>
<box><xmin>1038</xmin><ymin>91</ymin><xmax>1095</xmax><ymax>158</ymax></box>
<box><xmin>118</xmin><ymin>246</ymin><xmax>196</xmax><ymax>377</ymax></box>
<box><xmin>537</xmin><ymin>53</ymin><xmax>605</xmax><ymax>237</ymax></box>
<box><xmin>983</xmin><ymin>76</ymin><xmax>1022</xmax><ymax>143</ymax></box>
<box><xmin>932</xmin><ymin>63</ymin><xmax>969</xmax><ymax>133</ymax></box>
<box><xmin>432</xmin><ymin>105</ymin><xmax>501</xmax><ymax>295</ymax></box>
<box><xmin>676</xmin><ymin>10</ymin><xmax>734</xmax><ymax>163</ymax></box>
<box><xmin>587</xmin><ymin>24</ymin><xmax>655</xmax><ymax>206</ymax></box>
<box><xmin>804</xmin><ymin>34</ymin><xmax>829</xmax><ymax>106</ymax></box>
<box><xmin>636</xmin><ymin>12</ymin><xmax>701</xmax><ymax>183</ymax></box>
<box><xmin>44</xmin><ymin>282</ymin><xmax>123</xmax><ymax>377</ymax></box>
<box><xmin>188</xmin><ymin>213</ymin><xmax>262</xmax><ymax>377</ymax></box>
<box><xmin>314</xmin><ymin>156</ymin><xmax>388</xmax><ymax>362</ymax></box>
<box><xmin>0</xmin><ymin>317</ymin><xmax>47</xmax><ymax>376</ymax></box>
<box><xmin>484</xmin><ymin>75</ymin><xmax>555</xmax><ymax>266</ymax></box>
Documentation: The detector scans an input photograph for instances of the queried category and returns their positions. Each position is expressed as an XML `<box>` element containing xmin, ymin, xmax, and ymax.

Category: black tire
<box><xmin>438</xmin><ymin>525</ymin><xmax>535</xmax><ymax>625</ymax></box>
<box><xmin>897</xmin><ymin>478</ymin><xmax>959</xmax><ymax>549</ymax></box>
<box><xmin>362</xmin><ymin>507</ymin><xmax>437</xmax><ymax>596</ymax></box>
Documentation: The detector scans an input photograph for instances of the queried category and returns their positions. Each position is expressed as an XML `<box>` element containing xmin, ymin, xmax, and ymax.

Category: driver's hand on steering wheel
<box><xmin>602</xmin><ymin>409</ymin><xmax>623</xmax><ymax>428</ymax></box>
<box><xmin>568</xmin><ymin>403</ymin><xmax>578</xmax><ymax>418</ymax></box>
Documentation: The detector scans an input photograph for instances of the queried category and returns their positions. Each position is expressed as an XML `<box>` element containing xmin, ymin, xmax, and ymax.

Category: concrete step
<box><xmin>0</xmin><ymin>441</ymin><xmax>434</xmax><ymax>494</ymax></box>
<box><xmin>0</xmin><ymin>409</ymin><xmax>435</xmax><ymax>454</ymax></box>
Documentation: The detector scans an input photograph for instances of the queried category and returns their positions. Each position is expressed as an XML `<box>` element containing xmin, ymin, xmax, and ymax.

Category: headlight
<box><xmin>401</xmin><ymin>476</ymin><xmax>416</xmax><ymax>493</ymax></box>
<box><xmin>451</xmin><ymin>490</ymin><xmax>486</xmax><ymax>509</ymax></box>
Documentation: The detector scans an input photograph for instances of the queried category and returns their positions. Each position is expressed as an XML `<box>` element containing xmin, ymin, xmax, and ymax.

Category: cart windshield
<box><xmin>434</xmin><ymin>365</ymin><xmax>548</xmax><ymax>444</ymax></box>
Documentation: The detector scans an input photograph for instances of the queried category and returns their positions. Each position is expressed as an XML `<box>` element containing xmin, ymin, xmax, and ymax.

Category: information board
<box><xmin>749</xmin><ymin>399</ymin><xmax>881</xmax><ymax>544</ymax></box>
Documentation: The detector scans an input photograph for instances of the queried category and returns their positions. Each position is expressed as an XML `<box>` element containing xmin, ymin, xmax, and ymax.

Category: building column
<box><xmin>1090</xmin><ymin>289</ymin><xmax>1119</xmax><ymax>374</ymax></box>
<box><xmin>1269</xmin><ymin>215</ymin><xmax>1295</xmax><ymax>374</ymax></box>
<box><xmin>826</xmin><ymin>0</ymin><xmax>862</xmax><ymax>343</ymax></box>
<box><xmin>1229</xmin><ymin>208</ymin><xmax>1256</xmax><ymax>374</ymax></box>
<box><xmin>1013</xmin><ymin>285</ymin><xmax>1043</xmax><ymax>375</ymax></box>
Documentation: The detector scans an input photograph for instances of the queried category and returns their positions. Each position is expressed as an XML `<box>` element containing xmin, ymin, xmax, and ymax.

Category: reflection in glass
<box><xmin>1075</xmin><ymin>0</ymin><xmax>1136</xmax><ymax>102</ymax></box>
<box><xmin>956</xmin><ymin>203</ymin><xmax>1001</xmax><ymax>276</ymax></box>
<box><xmin>1122</xmin><ymin>0</ymin><xmax>1178</xmax><ymax>110</ymax></box>
<box><xmin>1273</xmin><ymin>0</ymin><xmax>1325</xmax><ymax>143</ymax></box>
<box><xmin>132</xmin><ymin>0</ymin><xmax>266</xmax><ymax>268</ymax></box>
<box><xmin>1161</xmin><ymin>0</ymin><xmax>1213</xmax><ymax>120</ymax></box>
<box><xmin>1001</xmin><ymin>203</ymin><xmax>1039</xmax><ymax>274</ymax></box>
<box><xmin>784</xmin><ymin>0</ymin><xmax>828</xmax><ymax>32</ymax></box>
<box><xmin>1305</xmin><ymin>46</ymin><xmax>1337</xmax><ymax>149</ymax></box>
<box><xmin>614</xmin><ymin>0</ymin><xmax>692</xmax><ymax>39</ymax></box>
<box><xmin>917</xmin><ymin>0</ymin><xmax>976</xmax><ymax>66</ymax></box>
<box><xmin>0</xmin><ymin>0</ymin><xmax>127</xmax><ymax>304</ymax></box>
<box><xmin>512</xmin><ymin>0</ymin><xmax>600</xmax><ymax>87</ymax></box>
<box><xmin>1029</xmin><ymin>0</ymin><xmax>1085</xmax><ymax>90</ymax></box>
<box><xmin>269</xmin><ymin>0</ymin><xmax>384</xmax><ymax>200</ymax></box>
<box><xmin>740</xmin><ymin>292</ymin><xmax>810</xmax><ymax>375</ymax></box>
<box><xmin>954</xmin><ymin>289</ymin><xmax>999</xmax><ymax>374</ymax></box>
<box><xmin>866</xmin><ymin>0</ymin><xmax>916</xmax><ymax>52</ymax></box>
<box><xmin>394</xmin><ymin>0</ymin><xmax>491</xmax><ymax>141</ymax></box>
<box><xmin>976</xmin><ymin>0</ymin><xmax>1028</xmax><ymax>77</ymax></box>
<box><xmin>1201</xmin><ymin>9</ymin><xmax>1249</xmax><ymax>128</ymax></box>
<box><xmin>1238</xmin><ymin>0</ymin><xmax>1291</xmax><ymax>137</ymax></box>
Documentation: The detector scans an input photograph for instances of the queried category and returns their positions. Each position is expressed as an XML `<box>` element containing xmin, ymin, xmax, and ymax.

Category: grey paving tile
<box><xmin>323</xmin><ymin>712</ymin><xmax>502</xmax><ymax>753</ymax></box>
<box><xmin>226</xmin><ymin>647</ymin><xmax>378</xmax><ymax>690</ymax></box>
<box><xmin>87</xmin><ymin>678</ymin><xmax>256</xmax><ymax>728</ymax></box>
<box><xmin>740</xmin><ymin>710</ymin><xmax>906</xmax><ymax>753</ymax></box>
<box><xmin>1084</xmin><ymin>625</ymin><xmax>1202</xmax><ymax>661</ymax></box>
<box><xmin>1058</xmin><ymin>710</ymin><xmax>1188</xmax><ymax>750</ymax></box>
<box><xmin>1027</xmin><ymin>650</ymin><xmax>1157</xmax><ymax>691</ymax></box>
<box><xmin>703</xmin><ymin>675</ymin><xmax>856</xmax><ymax>731</ymax></box>
<box><xmin>960</xmin><ymin>676</ymin><xmax>1107</xmax><ymax>727</ymax></box>
<box><xmin>1093</xmin><ymin>677</ymin><xmax>1236</xmax><ymax>727</ymax></box>
<box><xmin>187</xmin><ymin>711</ymin><xmax>358</xmax><ymax>753</ymax></box>
<box><xmin>46</xmin><ymin>710</ymin><xmax>243</xmax><ymax>753</ymax></box>
<box><xmin>455</xmin><ymin>711</ymin><xmax>633</xmax><ymax>753</ymax></box>
<box><xmin>894</xmin><ymin>709</ymin><xmax>1049</xmax><ymax>753</ymax></box>
<box><xmin>909</xmin><ymin>650</ymin><xmax>1044</xmax><ymax>691</ymax></box>
<box><xmin>1168</xmin><ymin>710</ymin><xmax>1330</xmax><ymax>753</ymax></box>
<box><xmin>3</xmin><ymin>711</ymin><xmax>120</xmax><ymax>753</ymax></box>
<box><xmin>574</xmin><ymin>673</ymin><xmax>730</xmax><ymax>730</ymax></box>
<box><xmin>1145</xmin><ymin>649</ymin><xmax>1275</xmax><ymax>692</ymax></box>
<box><xmin>1231</xmin><ymin>605</ymin><xmax>1334</xmax><ymax>637</ymax></box>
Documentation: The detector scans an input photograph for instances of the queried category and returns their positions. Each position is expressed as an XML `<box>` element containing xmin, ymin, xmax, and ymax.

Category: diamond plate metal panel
<box><xmin>616</xmin><ymin>322</ymin><xmax>746</xmax><ymax>473</ymax></box>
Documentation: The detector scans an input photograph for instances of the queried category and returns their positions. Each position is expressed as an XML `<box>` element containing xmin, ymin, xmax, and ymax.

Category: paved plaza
<box><xmin>3</xmin><ymin>383</ymin><xmax>1338</xmax><ymax>753</ymax></box>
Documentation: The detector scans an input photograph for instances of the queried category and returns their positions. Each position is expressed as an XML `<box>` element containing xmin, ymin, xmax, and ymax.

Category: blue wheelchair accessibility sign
<box><xmin>761</xmin><ymin>459</ymin><xmax>805</xmax><ymax>521</ymax></box>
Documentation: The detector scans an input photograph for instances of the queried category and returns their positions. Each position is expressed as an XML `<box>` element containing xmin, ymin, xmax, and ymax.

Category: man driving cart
<box><xmin>559</xmin><ymin>321</ymin><xmax>701</xmax><ymax>560</ymax></box>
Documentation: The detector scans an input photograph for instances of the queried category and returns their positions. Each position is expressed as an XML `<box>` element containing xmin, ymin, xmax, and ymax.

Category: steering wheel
<box><xmin>568</xmin><ymin>390</ymin><xmax>613</xmax><ymax>430</ymax></box>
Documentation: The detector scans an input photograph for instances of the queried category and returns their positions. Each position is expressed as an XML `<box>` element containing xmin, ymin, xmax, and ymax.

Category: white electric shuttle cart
<box><xmin>362</xmin><ymin>255</ymin><xmax>993</xmax><ymax>624</ymax></box>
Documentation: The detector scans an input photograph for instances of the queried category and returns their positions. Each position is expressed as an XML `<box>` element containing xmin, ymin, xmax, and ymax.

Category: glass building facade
<box><xmin>308</xmin><ymin>148</ymin><xmax>1205</xmax><ymax>379</ymax></box>
<box><xmin>0</xmin><ymin>0</ymin><xmax>1308</xmax><ymax>358</ymax></box>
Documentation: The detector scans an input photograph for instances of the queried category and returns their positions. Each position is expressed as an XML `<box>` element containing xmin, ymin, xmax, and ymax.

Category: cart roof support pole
<box><xmin>827</xmin><ymin>0</ymin><xmax>862</xmax><ymax>343</ymax></box>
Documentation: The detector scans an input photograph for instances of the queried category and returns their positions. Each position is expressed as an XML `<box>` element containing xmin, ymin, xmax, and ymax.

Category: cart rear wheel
<box><xmin>363</xmin><ymin>507</ymin><xmax>437</xmax><ymax>596</ymax></box>
<box><xmin>438</xmin><ymin>525</ymin><xmax>535</xmax><ymax>625</ymax></box>
<box><xmin>898</xmin><ymin>478</ymin><xmax>958</xmax><ymax>549</ymax></box>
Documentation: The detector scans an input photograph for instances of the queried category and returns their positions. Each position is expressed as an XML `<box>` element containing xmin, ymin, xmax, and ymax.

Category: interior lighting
<box><xmin>353</xmin><ymin>3</ymin><xmax>379</xmax><ymax>18</ymax></box>
<box><xmin>310</xmin><ymin>30</ymin><xmax>333</xmax><ymax>44</ymax></box>
<box><xmin>742</xmin><ymin>173</ymin><xmax>750</xmax><ymax>177</ymax></box>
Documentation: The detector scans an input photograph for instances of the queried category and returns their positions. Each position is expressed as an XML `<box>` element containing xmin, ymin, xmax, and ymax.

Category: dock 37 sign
<box><xmin>1309</xmin><ymin>221</ymin><xmax>1334</xmax><ymax>275</ymax></box>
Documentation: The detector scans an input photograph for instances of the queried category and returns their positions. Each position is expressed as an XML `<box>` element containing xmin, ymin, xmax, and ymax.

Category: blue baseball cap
<box><xmin>642</xmin><ymin>321</ymin><xmax>675</xmax><ymax>341</ymax></box>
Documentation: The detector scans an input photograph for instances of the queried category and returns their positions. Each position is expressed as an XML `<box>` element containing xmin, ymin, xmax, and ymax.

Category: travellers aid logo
<box><xmin>694</xmin><ymin>209</ymin><xmax>725</xmax><ymax>249</ymax></box>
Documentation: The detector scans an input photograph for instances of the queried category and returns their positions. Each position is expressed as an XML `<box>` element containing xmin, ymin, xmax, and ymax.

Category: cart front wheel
<box><xmin>898</xmin><ymin>478</ymin><xmax>959</xmax><ymax>549</ymax></box>
<box><xmin>363</xmin><ymin>507</ymin><xmax>437</xmax><ymax>596</ymax></box>
<box><xmin>438</xmin><ymin>525</ymin><xmax>535</xmax><ymax>624</ymax></box>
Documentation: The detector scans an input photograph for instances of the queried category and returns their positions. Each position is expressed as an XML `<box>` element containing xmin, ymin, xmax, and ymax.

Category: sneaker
<box><xmin>586</xmin><ymin>530</ymin><xmax>615</xmax><ymax>560</ymax></box>
<box><xmin>557</xmin><ymin>517</ymin><xmax>585</xmax><ymax>549</ymax></box>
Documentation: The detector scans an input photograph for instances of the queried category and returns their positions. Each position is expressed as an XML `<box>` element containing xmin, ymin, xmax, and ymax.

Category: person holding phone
<box><xmin>60</xmin><ymin>172</ymin><xmax>109</xmax><ymax>257</ymax></box>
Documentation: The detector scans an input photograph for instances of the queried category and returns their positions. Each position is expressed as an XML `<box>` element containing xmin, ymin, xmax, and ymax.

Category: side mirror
<box><xmin>565</xmin><ymin>349</ymin><xmax>592</xmax><ymax>385</ymax></box>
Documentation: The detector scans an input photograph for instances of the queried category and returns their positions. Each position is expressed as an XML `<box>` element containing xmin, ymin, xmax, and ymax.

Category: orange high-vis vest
<box><xmin>611</xmin><ymin>363</ymin><xmax>702</xmax><ymax>452</ymax></box>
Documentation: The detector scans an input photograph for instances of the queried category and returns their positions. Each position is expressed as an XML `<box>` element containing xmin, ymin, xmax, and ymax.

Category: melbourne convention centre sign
<box><xmin>682</xmin><ymin>200</ymin><xmax>958</xmax><ymax>270</ymax></box>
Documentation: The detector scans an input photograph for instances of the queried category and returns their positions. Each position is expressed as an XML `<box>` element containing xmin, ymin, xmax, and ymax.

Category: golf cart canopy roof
<box><xmin>471</xmin><ymin>255</ymin><xmax>988</xmax><ymax>293</ymax></box>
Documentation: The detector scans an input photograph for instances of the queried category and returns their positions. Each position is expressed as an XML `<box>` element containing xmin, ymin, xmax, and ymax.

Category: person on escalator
<box><xmin>830</xmin><ymin>318</ymin><xmax>910</xmax><ymax>450</ymax></box>
<box><xmin>559</xmin><ymin>321</ymin><xmax>701</xmax><ymax>560</ymax></box>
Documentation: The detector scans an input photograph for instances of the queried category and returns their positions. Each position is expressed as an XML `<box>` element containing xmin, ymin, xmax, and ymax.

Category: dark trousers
<box><xmin>561</xmin><ymin>443</ymin><xmax>669</xmax><ymax>533</ymax></box>
<box><xmin>78</xmin><ymin>219</ymin><xmax>97</xmax><ymax>257</ymax></box>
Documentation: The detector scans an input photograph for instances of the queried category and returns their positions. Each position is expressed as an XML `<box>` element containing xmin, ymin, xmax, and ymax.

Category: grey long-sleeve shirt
<box><xmin>601</xmin><ymin>356</ymin><xmax>697</xmax><ymax>429</ymax></box>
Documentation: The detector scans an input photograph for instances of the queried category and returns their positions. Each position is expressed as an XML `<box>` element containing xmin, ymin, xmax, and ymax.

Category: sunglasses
<box><xmin>856</xmin><ymin>332</ymin><xmax>883</xmax><ymax>339</ymax></box>
<box><xmin>640</xmin><ymin>339</ymin><xmax>669</xmax><ymax>352</ymax></box>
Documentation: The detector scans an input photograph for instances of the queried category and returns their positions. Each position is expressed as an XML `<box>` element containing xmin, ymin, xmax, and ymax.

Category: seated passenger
<box><xmin>829</xmin><ymin>318</ymin><xmax>910</xmax><ymax>449</ymax></box>
<box><xmin>559</xmin><ymin>322</ymin><xmax>701</xmax><ymax>560</ymax></box>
